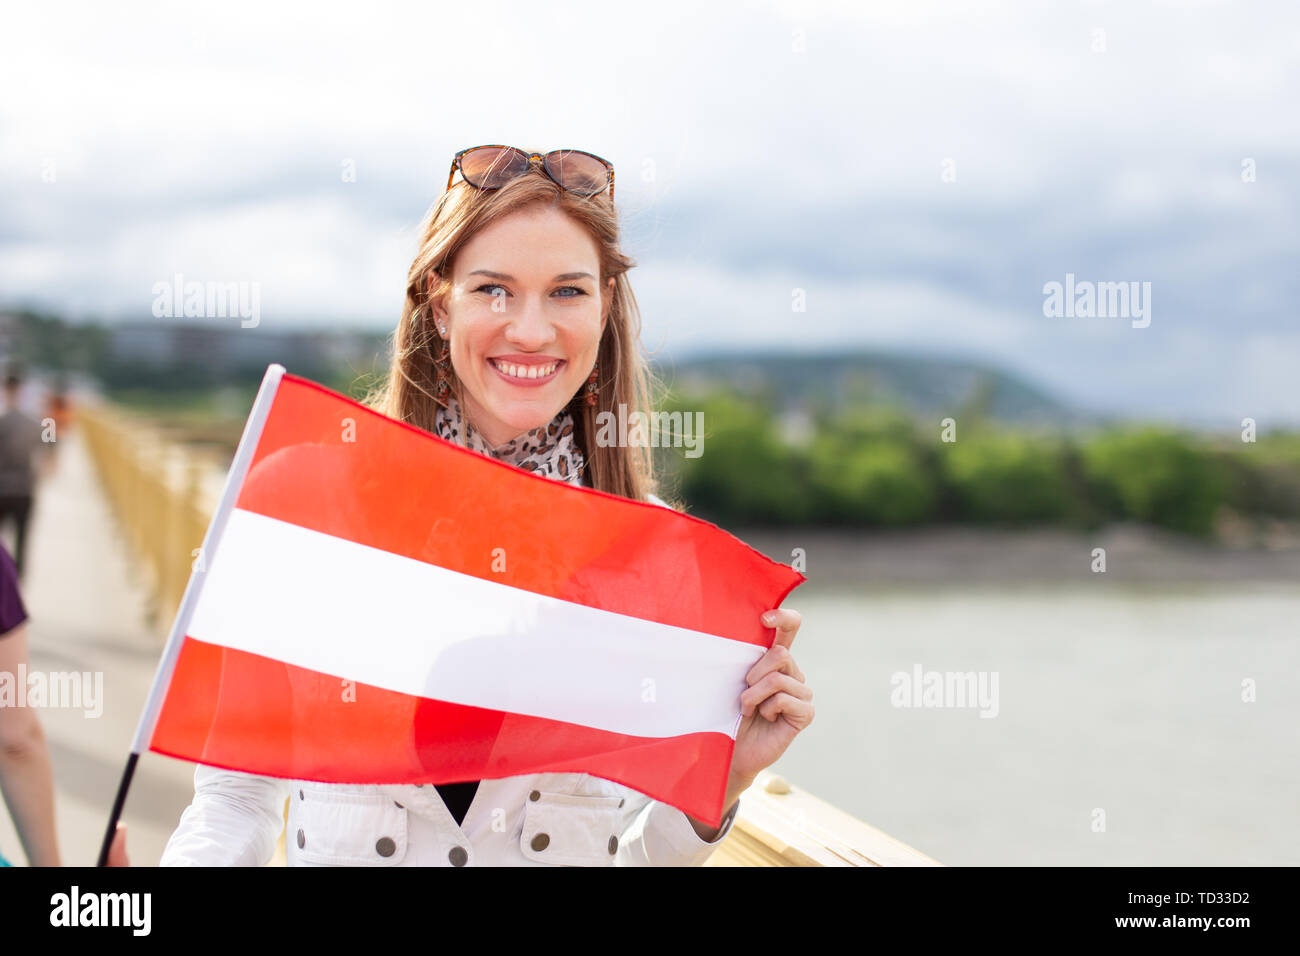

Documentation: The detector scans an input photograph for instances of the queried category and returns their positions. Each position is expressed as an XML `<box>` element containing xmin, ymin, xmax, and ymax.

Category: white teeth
<box><xmin>493</xmin><ymin>360</ymin><xmax>557</xmax><ymax>379</ymax></box>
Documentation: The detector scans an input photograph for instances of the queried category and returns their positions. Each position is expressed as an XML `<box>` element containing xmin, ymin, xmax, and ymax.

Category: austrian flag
<box><xmin>134</xmin><ymin>365</ymin><xmax>804</xmax><ymax>828</ymax></box>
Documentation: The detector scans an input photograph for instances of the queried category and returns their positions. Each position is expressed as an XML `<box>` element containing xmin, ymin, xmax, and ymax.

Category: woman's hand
<box><xmin>729</xmin><ymin>608</ymin><xmax>813</xmax><ymax>785</ymax></box>
<box><xmin>104</xmin><ymin>823</ymin><xmax>130</xmax><ymax>866</ymax></box>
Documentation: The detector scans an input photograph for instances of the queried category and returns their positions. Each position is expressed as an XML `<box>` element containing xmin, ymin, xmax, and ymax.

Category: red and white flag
<box><xmin>135</xmin><ymin>365</ymin><xmax>804</xmax><ymax>827</ymax></box>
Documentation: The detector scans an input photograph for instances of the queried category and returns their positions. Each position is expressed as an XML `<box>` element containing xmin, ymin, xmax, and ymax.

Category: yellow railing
<box><xmin>78</xmin><ymin>401</ymin><xmax>222</xmax><ymax>634</ymax></box>
<box><xmin>707</xmin><ymin>772</ymin><xmax>940</xmax><ymax>866</ymax></box>
<box><xmin>78</xmin><ymin>399</ymin><xmax>940</xmax><ymax>866</ymax></box>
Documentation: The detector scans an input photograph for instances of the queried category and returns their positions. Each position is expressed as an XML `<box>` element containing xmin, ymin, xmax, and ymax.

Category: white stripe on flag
<box><xmin>187</xmin><ymin>508</ymin><xmax>763</xmax><ymax>739</ymax></box>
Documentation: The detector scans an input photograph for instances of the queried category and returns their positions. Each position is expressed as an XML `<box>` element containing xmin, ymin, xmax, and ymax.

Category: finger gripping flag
<box><xmin>148</xmin><ymin>369</ymin><xmax>805</xmax><ymax>827</ymax></box>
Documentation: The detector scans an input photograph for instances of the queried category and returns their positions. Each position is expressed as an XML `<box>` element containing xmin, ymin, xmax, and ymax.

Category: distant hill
<box><xmin>2</xmin><ymin>309</ymin><xmax>1088</xmax><ymax>427</ymax></box>
<box><xmin>652</xmin><ymin>349</ymin><xmax>1091</xmax><ymax>426</ymax></box>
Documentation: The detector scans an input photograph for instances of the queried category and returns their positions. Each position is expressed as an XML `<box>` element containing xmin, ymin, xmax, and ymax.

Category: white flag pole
<box><xmin>98</xmin><ymin>362</ymin><xmax>286</xmax><ymax>866</ymax></box>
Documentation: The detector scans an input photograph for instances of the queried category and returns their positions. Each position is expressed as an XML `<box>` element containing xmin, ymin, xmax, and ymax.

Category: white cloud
<box><xmin>0</xmin><ymin>0</ymin><xmax>1297</xmax><ymax>423</ymax></box>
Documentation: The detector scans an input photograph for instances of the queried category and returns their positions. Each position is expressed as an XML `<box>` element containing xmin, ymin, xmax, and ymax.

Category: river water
<box><xmin>765</xmin><ymin>581</ymin><xmax>1300</xmax><ymax>865</ymax></box>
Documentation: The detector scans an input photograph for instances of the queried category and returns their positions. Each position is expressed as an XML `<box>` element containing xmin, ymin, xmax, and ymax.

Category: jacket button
<box><xmin>529</xmin><ymin>790</ymin><xmax>540</xmax><ymax>801</ymax></box>
<box><xmin>296</xmin><ymin>828</ymin><xmax>305</xmax><ymax>849</ymax></box>
<box><xmin>448</xmin><ymin>846</ymin><xmax>468</xmax><ymax>866</ymax></box>
<box><xmin>393</xmin><ymin>801</ymin><xmax>404</xmax><ymax>809</ymax></box>
<box><xmin>530</xmin><ymin>833</ymin><xmax>549</xmax><ymax>851</ymax></box>
<box><xmin>608</xmin><ymin>835</ymin><xmax>618</xmax><ymax>855</ymax></box>
<box><xmin>375</xmin><ymin>837</ymin><xmax>396</xmax><ymax>857</ymax></box>
<box><xmin>618</xmin><ymin>798</ymin><xmax>624</xmax><ymax>808</ymax></box>
<box><xmin>299</xmin><ymin>789</ymin><xmax>304</xmax><ymax>800</ymax></box>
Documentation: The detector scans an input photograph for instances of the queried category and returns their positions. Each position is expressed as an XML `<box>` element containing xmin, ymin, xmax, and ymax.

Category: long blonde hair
<box><xmin>362</xmin><ymin>167</ymin><xmax>660</xmax><ymax>503</ymax></box>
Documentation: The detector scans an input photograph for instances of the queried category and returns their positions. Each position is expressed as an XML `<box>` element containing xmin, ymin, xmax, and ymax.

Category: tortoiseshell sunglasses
<box><xmin>446</xmin><ymin>145</ymin><xmax>615</xmax><ymax>201</ymax></box>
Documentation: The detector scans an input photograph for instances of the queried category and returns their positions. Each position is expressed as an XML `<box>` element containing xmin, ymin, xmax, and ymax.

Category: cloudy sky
<box><xmin>1</xmin><ymin>0</ymin><xmax>1297</xmax><ymax>425</ymax></box>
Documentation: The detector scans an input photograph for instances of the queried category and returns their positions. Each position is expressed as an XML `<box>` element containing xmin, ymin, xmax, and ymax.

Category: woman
<box><xmin>0</xmin><ymin>540</ymin><xmax>61</xmax><ymax>866</ymax></box>
<box><xmin>115</xmin><ymin>146</ymin><xmax>812</xmax><ymax>866</ymax></box>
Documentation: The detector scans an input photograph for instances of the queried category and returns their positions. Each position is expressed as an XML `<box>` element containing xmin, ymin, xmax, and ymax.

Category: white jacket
<box><xmin>159</xmin><ymin>491</ymin><xmax>742</xmax><ymax>866</ymax></box>
<box><xmin>159</xmin><ymin>765</ymin><xmax>739</xmax><ymax>866</ymax></box>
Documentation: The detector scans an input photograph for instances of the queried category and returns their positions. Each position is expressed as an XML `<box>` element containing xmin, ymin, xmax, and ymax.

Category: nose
<box><xmin>503</xmin><ymin>295</ymin><xmax>557</xmax><ymax>350</ymax></box>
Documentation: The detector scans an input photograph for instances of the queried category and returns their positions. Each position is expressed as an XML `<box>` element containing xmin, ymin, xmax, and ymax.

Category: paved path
<box><xmin>0</xmin><ymin>420</ymin><xmax>204</xmax><ymax>866</ymax></box>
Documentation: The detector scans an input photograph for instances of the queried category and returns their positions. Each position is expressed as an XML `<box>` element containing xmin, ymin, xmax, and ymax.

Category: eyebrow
<box><xmin>467</xmin><ymin>270</ymin><xmax>596</xmax><ymax>282</ymax></box>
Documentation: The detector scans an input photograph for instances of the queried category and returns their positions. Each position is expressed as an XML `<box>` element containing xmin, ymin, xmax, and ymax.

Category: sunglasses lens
<box><xmin>459</xmin><ymin>147</ymin><xmax>528</xmax><ymax>189</ymax></box>
<box><xmin>545</xmin><ymin>150</ymin><xmax>611</xmax><ymax>196</ymax></box>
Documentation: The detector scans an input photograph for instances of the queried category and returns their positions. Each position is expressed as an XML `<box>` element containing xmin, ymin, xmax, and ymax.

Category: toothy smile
<box><xmin>488</xmin><ymin>357</ymin><xmax>563</xmax><ymax>380</ymax></box>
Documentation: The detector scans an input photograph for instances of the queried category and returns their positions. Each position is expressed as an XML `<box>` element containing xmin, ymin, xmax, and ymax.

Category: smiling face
<box><xmin>429</xmin><ymin>205</ymin><xmax>614</xmax><ymax>448</ymax></box>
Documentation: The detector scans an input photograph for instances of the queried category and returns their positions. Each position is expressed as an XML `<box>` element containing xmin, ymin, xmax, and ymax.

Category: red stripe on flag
<box><xmin>234</xmin><ymin>375</ymin><xmax>802</xmax><ymax>647</ymax></box>
<box><xmin>151</xmin><ymin>636</ymin><xmax>736</xmax><ymax>826</ymax></box>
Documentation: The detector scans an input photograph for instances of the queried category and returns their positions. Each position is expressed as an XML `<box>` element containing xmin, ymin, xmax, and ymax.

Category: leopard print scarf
<box><xmin>433</xmin><ymin>394</ymin><xmax>587</xmax><ymax>487</ymax></box>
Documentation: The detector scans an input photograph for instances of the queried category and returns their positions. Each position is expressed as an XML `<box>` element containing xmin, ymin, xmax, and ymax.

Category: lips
<box><xmin>488</xmin><ymin>357</ymin><xmax>565</xmax><ymax>385</ymax></box>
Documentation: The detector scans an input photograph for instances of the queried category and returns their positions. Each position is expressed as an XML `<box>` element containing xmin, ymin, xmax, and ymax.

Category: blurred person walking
<box><xmin>0</xmin><ymin>540</ymin><xmax>61</xmax><ymax>866</ymax></box>
<box><xmin>0</xmin><ymin>368</ymin><xmax>51</xmax><ymax>579</ymax></box>
<box><xmin>43</xmin><ymin>381</ymin><xmax>74</xmax><ymax>442</ymax></box>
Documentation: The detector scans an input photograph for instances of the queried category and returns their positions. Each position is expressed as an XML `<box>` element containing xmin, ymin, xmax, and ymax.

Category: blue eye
<box><xmin>472</xmin><ymin>284</ymin><xmax>586</xmax><ymax>298</ymax></box>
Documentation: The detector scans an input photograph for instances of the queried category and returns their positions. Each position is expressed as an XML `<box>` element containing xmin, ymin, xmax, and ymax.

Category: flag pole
<box><xmin>97</xmin><ymin>362</ymin><xmax>286</xmax><ymax>866</ymax></box>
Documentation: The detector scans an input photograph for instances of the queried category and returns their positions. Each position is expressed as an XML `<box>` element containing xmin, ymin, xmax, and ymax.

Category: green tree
<box><xmin>663</xmin><ymin>392</ymin><xmax>810</xmax><ymax>524</ymax></box>
<box><xmin>809</xmin><ymin>433</ymin><xmax>934</xmax><ymax>525</ymax></box>
<box><xmin>939</xmin><ymin>432</ymin><xmax>1072</xmax><ymax>523</ymax></box>
<box><xmin>1080</xmin><ymin>428</ymin><xmax>1224</xmax><ymax>535</ymax></box>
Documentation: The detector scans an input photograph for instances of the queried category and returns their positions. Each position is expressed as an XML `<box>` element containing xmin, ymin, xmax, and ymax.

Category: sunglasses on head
<box><xmin>446</xmin><ymin>145</ymin><xmax>615</xmax><ymax>201</ymax></box>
